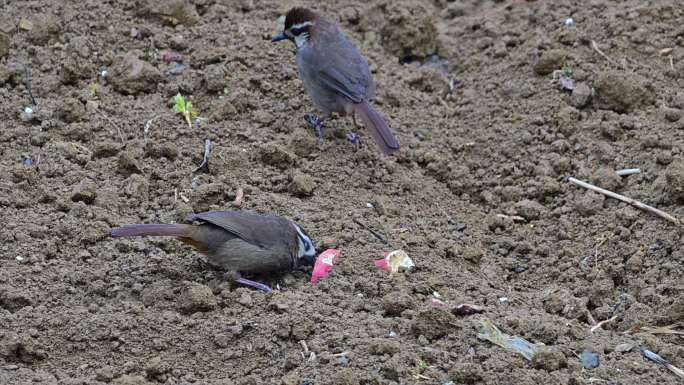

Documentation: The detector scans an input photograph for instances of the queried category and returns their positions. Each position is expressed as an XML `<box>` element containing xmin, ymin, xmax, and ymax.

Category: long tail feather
<box><xmin>353</xmin><ymin>101</ymin><xmax>400</xmax><ymax>156</ymax></box>
<box><xmin>111</xmin><ymin>224</ymin><xmax>193</xmax><ymax>238</ymax></box>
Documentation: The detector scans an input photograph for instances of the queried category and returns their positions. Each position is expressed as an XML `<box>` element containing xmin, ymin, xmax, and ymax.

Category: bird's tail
<box><xmin>352</xmin><ymin>101</ymin><xmax>400</xmax><ymax>156</ymax></box>
<box><xmin>111</xmin><ymin>224</ymin><xmax>193</xmax><ymax>238</ymax></box>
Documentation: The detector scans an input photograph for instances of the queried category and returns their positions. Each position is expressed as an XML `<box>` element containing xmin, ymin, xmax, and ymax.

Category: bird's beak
<box><xmin>271</xmin><ymin>32</ymin><xmax>287</xmax><ymax>42</ymax></box>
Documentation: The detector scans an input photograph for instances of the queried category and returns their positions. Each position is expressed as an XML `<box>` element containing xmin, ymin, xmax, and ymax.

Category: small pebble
<box><xmin>167</xmin><ymin>63</ymin><xmax>186</xmax><ymax>76</ymax></box>
<box><xmin>15</xmin><ymin>256</ymin><xmax>25</xmax><ymax>263</ymax></box>
<box><xmin>499</xmin><ymin>297</ymin><xmax>509</xmax><ymax>305</ymax></box>
<box><xmin>580</xmin><ymin>349</ymin><xmax>600</xmax><ymax>369</ymax></box>
<box><xmin>649</xmin><ymin>240</ymin><xmax>665</xmax><ymax>252</ymax></box>
<box><xmin>615</xmin><ymin>343</ymin><xmax>634</xmax><ymax>353</ymax></box>
<box><xmin>564</xmin><ymin>18</ymin><xmax>575</xmax><ymax>26</ymax></box>
<box><xmin>388</xmin><ymin>330</ymin><xmax>398</xmax><ymax>337</ymax></box>
<box><xmin>337</xmin><ymin>355</ymin><xmax>350</xmax><ymax>366</ymax></box>
<box><xmin>22</xmin><ymin>155</ymin><xmax>33</xmax><ymax>166</ymax></box>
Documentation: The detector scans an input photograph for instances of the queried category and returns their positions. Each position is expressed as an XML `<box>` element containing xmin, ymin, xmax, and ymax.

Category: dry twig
<box><xmin>623</xmin><ymin>324</ymin><xmax>684</xmax><ymax>336</ymax></box>
<box><xmin>353</xmin><ymin>218</ymin><xmax>394</xmax><ymax>248</ymax></box>
<box><xmin>591</xmin><ymin>40</ymin><xmax>620</xmax><ymax>67</ymax></box>
<box><xmin>615</xmin><ymin>168</ymin><xmax>641</xmax><ymax>176</ymax></box>
<box><xmin>194</xmin><ymin>139</ymin><xmax>214</xmax><ymax>172</ymax></box>
<box><xmin>590</xmin><ymin>315</ymin><xmax>618</xmax><ymax>333</ymax></box>
<box><xmin>641</xmin><ymin>347</ymin><xmax>684</xmax><ymax>379</ymax></box>
<box><xmin>566</xmin><ymin>177</ymin><xmax>679</xmax><ymax>225</ymax></box>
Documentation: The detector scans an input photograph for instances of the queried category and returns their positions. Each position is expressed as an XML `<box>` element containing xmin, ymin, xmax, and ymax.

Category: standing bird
<box><xmin>272</xmin><ymin>7</ymin><xmax>400</xmax><ymax>156</ymax></box>
<box><xmin>110</xmin><ymin>211</ymin><xmax>316</xmax><ymax>293</ymax></box>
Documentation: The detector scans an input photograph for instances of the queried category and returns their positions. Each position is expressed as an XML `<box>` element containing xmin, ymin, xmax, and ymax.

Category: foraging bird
<box><xmin>111</xmin><ymin>211</ymin><xmax>316</xmax><ymax>293</ymax></box>
<box><xmin>272</xmin><ymin>7</ymin><xmax>400</xmax><ymax>156</ymax></box>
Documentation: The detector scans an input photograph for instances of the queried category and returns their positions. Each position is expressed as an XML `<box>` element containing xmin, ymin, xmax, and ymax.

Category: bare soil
<box><xmin>1</xmin><ymin>1</ymin><xmax>683</xmax><ymax>384</ymax></box>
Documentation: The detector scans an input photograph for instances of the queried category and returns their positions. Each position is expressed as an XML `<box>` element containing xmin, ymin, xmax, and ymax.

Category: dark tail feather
<box><xmin>111</xmin><ymin>224</ymin><xmax>193</xmax><ymax>238</ymax></box>
<box><xmin>353</xmin><ymin>101</ymin><xmax>400</xmax><ymax>156</ymax></box>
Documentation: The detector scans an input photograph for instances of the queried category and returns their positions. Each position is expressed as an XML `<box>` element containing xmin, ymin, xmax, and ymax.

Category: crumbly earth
<box><xmin>1</xmin><ymin>1</ymin><xmax>683</xmax><ymax>384</ymax></box>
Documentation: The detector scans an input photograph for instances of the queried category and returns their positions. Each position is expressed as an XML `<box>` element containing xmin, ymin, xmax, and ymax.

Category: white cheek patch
<box><xmin>294</xmin><ymin>33</ymin><xmax>309</xmax><ymax>48</ymax></box>
<box><xmin>291</xmin><ymin>21</ymin><xmax>313</xmax><ymax>30</ymax></box>
<box><xmin>293</xmin><ymin>224</ymin><xmax>313</xmax><ymax>256</ymax></box>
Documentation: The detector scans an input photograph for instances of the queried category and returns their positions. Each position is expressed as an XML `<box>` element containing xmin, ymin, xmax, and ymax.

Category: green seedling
<box><xmin>562</xmin><ymin>65</ymin><xmax>573</xmax><ymax>77</ymax></box>
<box><xmin>174</xmin><ymin>93</ymin><xmax>196</xmax><ymax>129</ymax></box>
<box><xmin>418</xmin><ymin>360</ymin><xmax>428</xmax><ymax>372</ymax></box>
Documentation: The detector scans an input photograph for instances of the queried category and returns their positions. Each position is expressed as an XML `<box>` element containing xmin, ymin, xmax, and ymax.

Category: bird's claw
<box><xmin>346</xmin><ymin>132</ymin><xmax>362</xmax><ymax>146</ymax></box>
<box><xmin>305</xmin><ymin>113</ymin><xmax>324</xmax><ymax>138</ymax></box>
<box><xmin>235</xmin><ymin>277</ymin><xmax>273</xmax><ymax>293</ymax></box>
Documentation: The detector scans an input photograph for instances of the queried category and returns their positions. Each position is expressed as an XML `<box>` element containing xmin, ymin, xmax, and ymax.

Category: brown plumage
<box><xmin>274</xmin><ymin>7</ymin><xmax>400</xmax><ymax>156</ymax></box>
<box><xmin>111</xmin><ymin>211</ymin><xmax>317</xmax><ymax>279</ymax></box>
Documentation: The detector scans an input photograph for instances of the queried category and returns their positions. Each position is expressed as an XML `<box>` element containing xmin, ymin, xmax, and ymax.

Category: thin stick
<box><xmin>566</xmin><ymin>177</ymin><xmax>679</xmax><ymax>225</ymax></box>
<box><xmin>590</xmin><ymin>315</ymin><xmax>618</xmax><ymax>333</ymax></box>
<box><xmin>194</xmin><ymin>139</ymin><xmax>214</xmax><ymax>172</ymax></box>
<box><xmin>591</xmin><ymin>40</ymin><xmax>619</xmax><ymax>67</ymax></box>
<box><xmin>19</xmin><ymin>62</ymin><xmax>37</xmax><ymax>106</ymax></box>
<box><xmin>352</xmin><ymin>218</ymin><xmax>394</xmax><ymax>249</ymax></box>
<box><xmin>615</xmin><ymin>168</ymin><xmax>641</xmax><ymax>176</ymax></box>
<box><xmin>496</xmin><ymin>213</ymin><xmax>526</xmax><ymax>222</ymax></box>
<box><xmin>641</xmin><ymin>348</ymin><xmax>684</xmax><ymax>379</ymax></box>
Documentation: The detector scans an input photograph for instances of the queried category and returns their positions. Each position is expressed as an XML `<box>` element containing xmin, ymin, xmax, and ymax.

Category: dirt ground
<box><xmin>1</xmin><ymin>0</ymin><xmax>683</xmax><ymax>384</ymax></box>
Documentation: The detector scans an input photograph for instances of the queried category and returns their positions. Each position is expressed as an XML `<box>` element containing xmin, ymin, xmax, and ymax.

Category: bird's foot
<box><xmin>236</xmin><ymin>277</ymin><xmax>273</xmax><ymax>293</ymax></box>
<box><xmin>346</xmin><ymin>132</ymin><xmax>362</xmax><ymax>147</ymax></box>
<box><xmin>305</xmin><ymin>113</ymin><xmax>325</xmax><ymax>138</ymax></box>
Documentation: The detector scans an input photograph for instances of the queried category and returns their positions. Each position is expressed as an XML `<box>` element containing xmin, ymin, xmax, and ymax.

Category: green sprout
<box><xmin>562</xmin><ymin>65</ymin><xmax>573</xmax><ymax>77</ymax></box>
<box><xmin>173</xmin><ymin>93</ymin><xmax>197</xmax><ymax>129</ymax></box>
<box><xmin>418</xmin><ymin>360</ymin><xmax>429</xmax><ymax>372</ymax></box>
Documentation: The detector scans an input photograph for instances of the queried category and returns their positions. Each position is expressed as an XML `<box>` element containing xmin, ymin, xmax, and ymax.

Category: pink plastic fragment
<box><xmin>374</xmin><ymin>250</ymin><xmax>414</xmax><ymax>274</ymax></box>
<box><xmin>374</xmin><ymin>255</ymin><xmax>389</xmax><ymax>271</ymax></box>
<box><xmin>426</xmin><ymin>297</ymin><xmax>447</xmax><ymax>308</ymax></box>
<box><xmin>310</xmin><ymin>249</ymin><xmax>341</xmax><ymax>284</ymax></box>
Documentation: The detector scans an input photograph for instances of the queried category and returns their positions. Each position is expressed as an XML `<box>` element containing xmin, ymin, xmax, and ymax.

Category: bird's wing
<box><xmin>302</xmin><ymin>31</ymin><xmax>373</xmax><ymax>103</ymax></box>
<box><xmin>186</xmin><ymin>211</ymin><xmax>291</xmax><ymax>250</ymax></box>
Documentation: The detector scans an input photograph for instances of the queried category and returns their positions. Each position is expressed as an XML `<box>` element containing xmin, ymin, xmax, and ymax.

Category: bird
<box><xmin>272</xmin><ymin>7</ymin><xmax>400</xmax><ymax>156</ymax></box>
<box><xmin>110</xmin><ymin>210</ymin><xmax>316</xmax><ymax>293</ymax></box>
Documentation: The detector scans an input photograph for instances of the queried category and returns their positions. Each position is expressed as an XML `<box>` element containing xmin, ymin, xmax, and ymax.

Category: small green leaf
<box><xmin>174</xmin><ymin>93</ymin><xmax>186</xmax><ymax>113</ymax></box>
<box><xmin>562</xmin><ymin>65</ymin><xmax>573</xmax><ymax>77</ymax></box>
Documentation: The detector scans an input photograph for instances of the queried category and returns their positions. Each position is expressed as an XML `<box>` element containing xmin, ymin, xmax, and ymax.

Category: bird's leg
<box><xmin>348</xmin><ymin>114</ymin><xmax>362</xmax><ymax>148</ymax></box>
<box><xmin>236</xmin><ymin>277</ymin><xmax>273</xmax><ymax>293</ymax></box>
<box><xmin>224</xmin><ymin>271</ymin><xmax>273</xmax><ymax>293</ymax></box>
<box><xmin>305</xmin><ymin>113</ymin><xmax>325</xmax><ymax>138</ymax></box>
